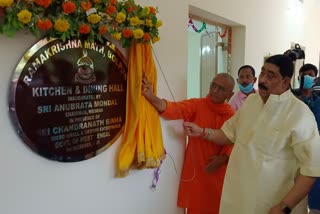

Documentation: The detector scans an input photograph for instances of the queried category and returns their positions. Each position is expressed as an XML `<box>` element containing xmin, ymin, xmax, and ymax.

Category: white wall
<box><xmin>0</xmin><ymin>0</ymin><xmax>187</xmax><ymax>213</ymax></box>
<box><xmin>2</xmin><ymin>0</ymin><xmax>320</xmax><ymax>214</ymax></box>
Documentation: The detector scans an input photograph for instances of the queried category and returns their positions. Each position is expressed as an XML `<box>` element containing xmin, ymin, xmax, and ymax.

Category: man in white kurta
<box><xmin>184</xmin><ymin>54</ymin><xmax>320</xmax><ymax>214</ymax></box>
<box><xmin>220</xmin><ymin>90</ymin><xmax>320</xmax><ymax>213</ymax></box>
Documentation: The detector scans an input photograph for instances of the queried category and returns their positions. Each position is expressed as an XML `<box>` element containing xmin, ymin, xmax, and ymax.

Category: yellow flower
<box><xmin>129</xmin><ymin>17</ymin><xmax>140</xmax><ymax>26</ymax></box>
<box><xmin>143</xmin><ymin>6</ymin><xmax>150</xmax><ymax>15</ymax></box>
<box><xmin>54</xmin><ymin>18</ymin><xmax>70</xmax><ymax>32</ymax></box>
<box><xmin>17</xmin><ymin>9</ymin><xmax>32</xmax><ymax>24</ymax></box>
<box><xmin>145</xmin><ymin>19</ymin><xmax>153</xmax><ymax>27</ymax></box>
<box><xmin>133</xmin><ymin>29</ymin><xmax>143</xmax><ymax>39</ymax></box>
<box><xmin>111</xmin><ymin>32</ymin><xmax>121</xmax><ymax>40</ymax></box>
<box><xmin>0</xmin><ymin>0</ymin><xmax>13</xmax><ymax>7</ymax></box>
<box><xmin>87</xmin><ymin>14</ymin><xmax>101</xmax><ymax>24</ymax></box>
<box><xmin>152</xmin><ymin>36</ymin><xmax>160</xmax><ymax>43</ymax></box>
<box><xmin>155</xmin><ymin>20</ymin><xmax>162</xmax><ymax>28</ymax></box>
<box><xmin>116</xmin><ymin>12</ymin><xmax>126</xmax><ymax>23</ymax></box>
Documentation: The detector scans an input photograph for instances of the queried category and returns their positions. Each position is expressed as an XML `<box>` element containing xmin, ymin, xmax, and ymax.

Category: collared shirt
<box><xmin>228</xmin><ymin>89</ymin><xmax>257</xmax><ymax>111</ymax></box>
<box><xmin>220</xmin><ymin>90</ymin><xmax>320</xmax><ymax>214</ymax></box>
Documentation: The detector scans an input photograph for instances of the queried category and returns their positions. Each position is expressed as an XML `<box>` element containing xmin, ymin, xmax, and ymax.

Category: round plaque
<box><xmin>8</xmin><ymin>38</ymin><xmax>127</xmax><ymax>162</ymax></box>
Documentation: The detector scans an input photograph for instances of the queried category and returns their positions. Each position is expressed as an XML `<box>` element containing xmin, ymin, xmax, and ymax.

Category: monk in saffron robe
<box><xmin>142</xmin><ymin>73</ymin><xmax>235</xmax><ymax>214</ymax></box>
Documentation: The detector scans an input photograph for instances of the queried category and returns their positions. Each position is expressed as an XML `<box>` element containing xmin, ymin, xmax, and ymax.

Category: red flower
<box><xmin>99</xmin><ymin>26</ymin><xmax>107</xmax><ymax>35</ymax></box>
<box><xmin>37</xmin><ymin>18</ymin><xmax>53</xmax><ymax>30</ymax></box>
<box><xmin>142</xmin><ymin>33</ymin><xmax>150</xmax><ymax>42</ymax></box>
<box><xmin>79</xmin><ymin>24</ymin><xmax>91</xmax><ymax>34</ymax></box>
<box><xmin>122</xmin><ymin>29</ymin><xmax>133</xmax><ymax>38</ymax></box>
<box><xmin>110</xmin><ymin>0</ymin><xmax>118</xmax><ymax>5</ymax></box>
<box><xmin>149</xmin><ymin>7</ymin><xmax>156</xmax><ymax>14</ymax></box>
<box><xmin>106</xmin><ymin>5</ymin><xmax>116</xmax><ymax>15</ymax></box>
<box><xmin>62</xmin><ymin>1</ymin><xmax>76</xmax><ymax>14</ymax></box>
<box><xmin>127</xmin><ymin>6</ymin><xmax>136</xmax><ymax>13</ymax></box>
<box><xmin>80</xmin><ymin>1</ymin><xmax>92</xmax><ymax>11</ymax></box>
<box><xmin>34</xmin><ymin>0</ymin><xmax>52</xmax><ymax>8</ymax></box>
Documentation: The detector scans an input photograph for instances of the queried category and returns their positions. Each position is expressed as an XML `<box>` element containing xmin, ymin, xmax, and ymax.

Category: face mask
<box><xmin>238</xmin><ymin>83</ymin><xmax>254</xmax><ymax>94</ymax></box>
<box><xmin>300</xmin><ymin>75</ymin><xmax>315</xmax><ymax>89</ymax></box>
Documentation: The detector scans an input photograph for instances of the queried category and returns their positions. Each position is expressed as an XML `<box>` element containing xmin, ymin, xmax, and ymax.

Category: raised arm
<box><xmin>142</xmin><ymin>77</ymin><xmax>167</xmax><ymax>112</ymax></box>
<box><xmin>183</xmin><ymin>121</ymin><xmax>232</xmax><ymax>145</ymax></box>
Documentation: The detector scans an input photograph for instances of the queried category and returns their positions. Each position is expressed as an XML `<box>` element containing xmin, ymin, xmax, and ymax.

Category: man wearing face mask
<box><xmin>229</xmin><ymin>65</ymin><xmax>257</xmax><ymax>111</ymax></box>
<box><xmin>292</xmin><ymin>63</ymin><xmax>320</xmax><ymax>214</ymax></box>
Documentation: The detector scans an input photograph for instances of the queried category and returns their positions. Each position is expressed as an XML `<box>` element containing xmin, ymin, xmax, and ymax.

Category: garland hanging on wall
<box><xmin>188</xmin><ymin>18</ymin><xmax>206</xmax><ymax>33</ymax></box>
<box><xmin>0</xmin><ymin>0</ymin><xmax>162</xmax><ymax>48</ymax></box>
<box><xmin>218</xmin><ymin>27</ymin><xmax>227</xmax><ymax>38</ymax></box>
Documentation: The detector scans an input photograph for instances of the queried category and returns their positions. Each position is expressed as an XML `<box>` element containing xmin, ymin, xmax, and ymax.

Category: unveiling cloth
<box><xmin>161</xmin><ymin>96</ymin><xmax>234</xmax><ymax>213</ymax></box>
<box><xmin>220</xmin><ymin>90</ymin><xmax>320</xmax><ymax>214</ymax></box>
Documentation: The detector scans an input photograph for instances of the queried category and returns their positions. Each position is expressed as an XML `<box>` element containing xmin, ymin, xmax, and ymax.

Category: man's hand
<box><xmin>142</xmin><ymin>77</ymin><xmax>153</xmax><ymax>99</ymax></box>
<box><xmin>205</xmin><ymin>155</ymin><xmax>228</xmax><ymax>173</ymax></box>
<box><xmin>268</xmin><ymin>203</ymin><xmax>286</xmax><ymax>214</ymax></box>
<box><xmin>141</xmin><ymin>77</ymin><xmax>167</xmax><ymax>112</ymax></box>
<box><xmin>183</xmin><ymin>122</ymin><xmax>202</xmax><ymax>136</ymax></box>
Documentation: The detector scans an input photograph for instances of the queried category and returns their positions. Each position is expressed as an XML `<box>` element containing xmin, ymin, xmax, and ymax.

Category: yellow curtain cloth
<box><xmin>116</xmin><ymin>42</ymin><xmax>165</xmax><ymax>177</ymax></box>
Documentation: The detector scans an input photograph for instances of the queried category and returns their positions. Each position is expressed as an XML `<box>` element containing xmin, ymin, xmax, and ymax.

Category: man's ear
<box><xmin>227</xmin><ymin>91</ymin><xmax>234</xmax><ymax>100</ymax></box>
<box><xmin>284</xmin><ymin>77</ymin><xmax>292</xmax><ymax>88</ymax></box>
<box><xmin>253</xmin><ymin>77</ymin><xmax>257</xmax><ymax>84</ymax></box>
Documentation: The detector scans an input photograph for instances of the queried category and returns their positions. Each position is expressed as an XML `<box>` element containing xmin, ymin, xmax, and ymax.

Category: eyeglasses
<box><xmin>210</xmin><ymin>82</ymin><xmax>226</xmax><ymax>92</ymax></box>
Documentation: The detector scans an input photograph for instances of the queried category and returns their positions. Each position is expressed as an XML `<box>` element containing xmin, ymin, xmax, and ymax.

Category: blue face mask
<box><xmin>238</xmin><ymin>83</ymin><xmax>254</xmax><ymax>94</ymax></box>
<box><xmin>300</xmin><ymin>75</ymin><xmax>315</xmax><ymax>89</ymax></box>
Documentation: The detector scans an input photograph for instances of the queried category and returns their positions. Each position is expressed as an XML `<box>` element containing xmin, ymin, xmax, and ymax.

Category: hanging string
<box><xmin>149</xmin><ymin>47</ymin><xmax>197</xmax><ymax>190</ymax></box>
<box><xmin>151</xmin><ymin>149</ymin><xmax>166</xmax><ymax>191</ymax></box>
<box><xmin>188</xmin><ymin>18</ymin><xmax>207</xmax><ymax>33</ymax></box>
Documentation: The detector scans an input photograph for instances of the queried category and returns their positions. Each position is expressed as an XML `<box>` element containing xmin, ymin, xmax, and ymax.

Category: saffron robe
<box><xmin>161</xmin><ymin>96</ymin><xmax>234</xmax><ymax>213</ymax></box>
<box><xmin>220</xmin><ymin>90</ymin><xmax>320</xmax><ymax>214</ymax></box>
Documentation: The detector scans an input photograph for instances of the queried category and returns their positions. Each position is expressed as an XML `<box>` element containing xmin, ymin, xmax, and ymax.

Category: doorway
<box><xmin>187</xmin><ymin>17</ymin><xmax>231</xmax><ymax>98</ymax></box>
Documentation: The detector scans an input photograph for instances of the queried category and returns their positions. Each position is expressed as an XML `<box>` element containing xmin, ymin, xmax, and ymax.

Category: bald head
<box><xmin>214</xmin><ymin>73</ymin><xmax>235</xmax><ymax>92</ymax></box>
<box><xmin>209</xmin><ymin>73</ymin><xmax>235</xmax><ymax>104</ymax></box>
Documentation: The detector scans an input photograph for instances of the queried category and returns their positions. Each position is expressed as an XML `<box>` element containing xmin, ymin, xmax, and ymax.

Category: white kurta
<box><xmin>220</xmin><ymin>90</ymin><xmax>320</xmax><ymax>214</ymax></box>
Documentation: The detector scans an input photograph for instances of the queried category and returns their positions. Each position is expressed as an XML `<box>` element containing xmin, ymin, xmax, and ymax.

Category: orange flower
<box><xmin>110</xmin><ymin>0</ymin><xmax>117</xmax><ymax>5</ymax></box>
<box><xmin>80</xmin><ymin>1</ymin><xmax>92</xmax><ymax>11</ymax></box>
<box><xmin>122</xmin><ymin>29</ymin><xmax>133</xmax><ymax>38</ymax></box>
<box><xmin>34</xmin><ymin>0</ymin><xmax>52</xmax><ymax>8</ymax></box>
<box><xmin>62</xmin><ymin>1</ymin><xmax>76</xmax><ymax>14</ymax></box>
<box><xmin>98</xmin><ymin>26</ymin><xmax>107</xmax><ymax>34</ymax></box>
<box><xmin>127</xmin><ymin>6</ymin><xmax>136</xmax><ymax>13</ymax></box>
<box><xmin>106</xmin><ymin>5</ymin><xmax>116</xmax><ymax>15</ymax></box>
<box><xmin>149</xmin><ymin>6</ymin><xmax>156</xmax><ymax>14</ymax></box>
<box><xmin>142</xmin><ymin>33</ymin><xmax>150</xmax><ymax>42</ymax></box>
<box><xmin>37</xmin><ymin>18</ymin><xmax>52</xmax><ymax>30</ymax></box>
<box><xmin>79</xmin><ymin>24</ymin><xmax>91</xmax><ymax>34</ymax></box>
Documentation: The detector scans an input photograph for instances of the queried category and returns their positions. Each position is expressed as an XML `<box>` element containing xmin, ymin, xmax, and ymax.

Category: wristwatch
<box><xmin>281</xmin><ymin>204</ymin><xmax>292</xmax><ymax>214</ymax></box>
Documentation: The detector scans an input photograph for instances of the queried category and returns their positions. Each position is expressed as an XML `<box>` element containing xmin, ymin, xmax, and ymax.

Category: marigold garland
<box><xmin>0</xmin><ymin>0</ymin><xmax>162</xmax><ymax>47</ymax></box>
